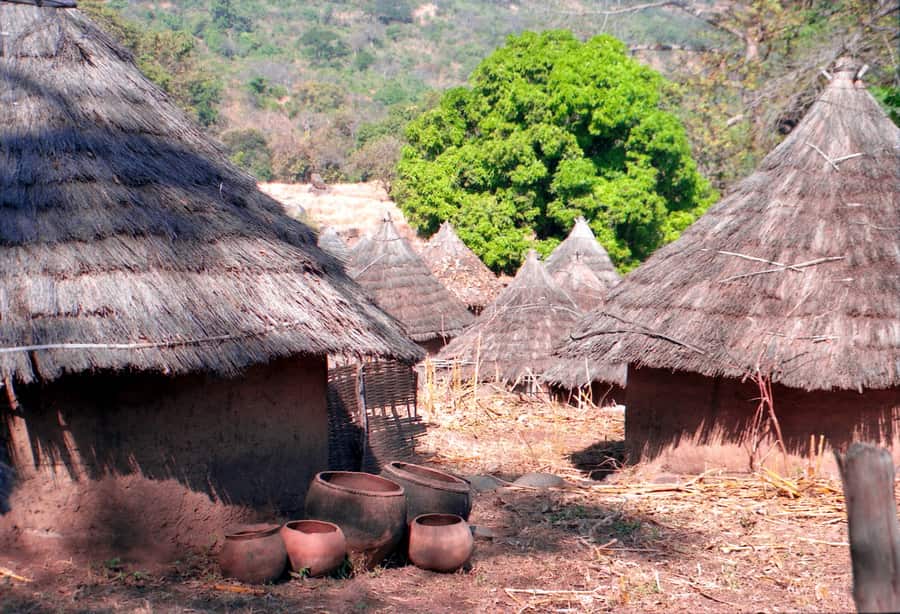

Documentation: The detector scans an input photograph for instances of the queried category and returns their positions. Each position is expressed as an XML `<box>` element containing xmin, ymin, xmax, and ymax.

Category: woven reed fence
<box><xmin>326</xmin><ymin>361</ymin><xmax>424</xmax><ymax>472</ymax></box>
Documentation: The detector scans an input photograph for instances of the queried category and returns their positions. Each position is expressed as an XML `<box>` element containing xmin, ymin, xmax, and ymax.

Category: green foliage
<box><xmin>353</xmin><ymin>49</ymin><xmax>376</xmax><ymax>71</ymax></box>
<box><xmin>222</xmin><ymin>129</ymin><xmax>273</xmax><ymax>180</ymax></box>
<box><xmin>394</xmin><ymin>31</ymin><xmax>716</xmax><ymax>273</ymax></box>
<box><xmin>211</xmin><ymin>0</ymin><xmax>253</xmax><ymax>33</ymax></box>
<box><xmin>80</xmin><ymin>1</ymin><xmax>222</xmax><ymax>126</ymax></box>
<box><xmin>299</xmin><ymin>26</ymin><xmax>351</xmax><ymax>65</ymax></box>
<box><xmin>871</xmin><ymin>85</ymin><xmax>900</xmax><ymax>127</ymax></box>
<box><xmin>368</xmin><ymin>0</ymin><xmax>414</xmax><ymax>24</ymax></box>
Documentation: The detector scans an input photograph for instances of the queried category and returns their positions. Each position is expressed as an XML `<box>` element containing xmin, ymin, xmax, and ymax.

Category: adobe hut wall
<box><xmin>625</xmin><ymin>366</ymin><xmax>900</xmax><ymax>475</ymax></box>
<box><xmin>0</xmin><ymin>356</ymin><xmax>327</xmax><ymax>561</ymax></box>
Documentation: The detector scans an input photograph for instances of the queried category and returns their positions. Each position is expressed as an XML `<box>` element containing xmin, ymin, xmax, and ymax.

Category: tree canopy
<box><xmin>393</xmin><ymin>30</ymin><xmax>716</xmax><ymax>273</ymax></box>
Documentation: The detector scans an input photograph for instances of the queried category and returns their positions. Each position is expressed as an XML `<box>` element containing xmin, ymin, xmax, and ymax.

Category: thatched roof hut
<box><xmin>552</xmin><ymin>254</ymin><xmax>608</xmax><ymax>312</ymax></box>
<box><xmin>559</xmin><ymin>59</ymin><xmax>899</xmax><ymax>391</ymax></box>
<box><xmin>0</xmin><ymin>2</ymin><xmax>422</xmax><ymax>386</ymax></box>
<box><xmin>557</xmin><ymin>58</ymin><xmax>900</xmax><ymax>472</ymax></box>
<box><xmin>437</xmin><ymin>250</ymin><xmax>581</xmax><ymax>384</ymax></box>
<box><xmin>0</xmin><ymin>0</ymin><xmax>421</xmax><ymax>558</ymax></box>
<box><xmin>420</xmin><ymin>222</ymin><xmax>500</xmax><ymax>313</ymax></box>
<box><xmin>541</xmin><ymin>255</ymin><xmax>626</xmax><ymax>392</ymax></box>
<box><xmin>317</xmin><ymin>226</ymin><xmax>351</xmax><ymax>265</ymax></box>
<box><xmin>544</xmin><ymin>217</ymin><xmax>620</xmax><ymax>289</ymax></box>
<box><xmin>349</xmin><ymin>217</ymin><xmax>474</xmax><ymax>347</ymax></box>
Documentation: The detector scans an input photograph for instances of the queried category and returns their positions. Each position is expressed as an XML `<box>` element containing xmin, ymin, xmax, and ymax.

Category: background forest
<box><xmin>81</xmin><ymin>0</ymin><xmax>899</xmax><ymax>269</ymax></box>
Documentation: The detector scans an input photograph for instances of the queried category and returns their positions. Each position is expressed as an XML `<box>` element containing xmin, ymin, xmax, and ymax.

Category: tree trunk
<box><xmin>836</xmin><ymin>443</ymin><xmax>900</xmax><ymax>613</ymax></box>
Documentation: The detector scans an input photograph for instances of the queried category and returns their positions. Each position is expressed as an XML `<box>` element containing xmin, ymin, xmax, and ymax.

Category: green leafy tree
<box><xmin>222</xmin><ymin>129</ymin><xmax>273</xmax><ymax>181</ymax></box>
<box><xmin>369</xmin><ymin>0</ymin><xmax>414</xmax><ymax>24</ymax></box>
<box><xmin>80</xmin><ymin>1</ymin><xmax>221</xmax><ymax>126</ymax></box>
<box><xmin>299</xmin><ymin>26</ymin><xmax>351</xmax><ymax>65</ymax></box>
<box><xmin>394</xmin><ymin>31</ymin><xmax>716</xmax><ymax>273</ymax></box>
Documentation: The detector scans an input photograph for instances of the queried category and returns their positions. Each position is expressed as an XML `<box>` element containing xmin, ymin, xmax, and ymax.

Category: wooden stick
<box><xmin>0</xmin><ymin>567</ymin><xmax>32</xmax><ymax>583</ymax></box>
<box><xmin>836</xmin><ymin>442</ymin><xmax>900</xmax><ymax>613</ymax></box>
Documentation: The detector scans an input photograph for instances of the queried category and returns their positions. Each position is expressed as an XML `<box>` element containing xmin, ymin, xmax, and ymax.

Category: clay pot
<box><xmin>381</xmin><ymin>461</ymin><xmax>472</xmax><ymax>522</ymax></box>
<box><xmin>219</xmin><ymin>524</ymin><xmax>286</xmax><ymax>584</ymax></box>
<box><xmin>280</xmin><ymin>520</ymin><xmax>347</xmax><ymax>577</ymax></box>
<box><xmin>408</xmin><ymin>513</ymin><xmax>474</xmax><ymax>573</ymax></box>
<box><xmin>305</xmin><ymin>471</ymin><xmax>406</xmax><ymax>568</ymax></box>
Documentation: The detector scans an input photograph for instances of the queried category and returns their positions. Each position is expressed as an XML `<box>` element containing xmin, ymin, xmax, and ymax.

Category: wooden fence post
<box><xmin>836</xmin><ymin>442</ymin><xmax>900</xmax><ymax>613</ymax></box>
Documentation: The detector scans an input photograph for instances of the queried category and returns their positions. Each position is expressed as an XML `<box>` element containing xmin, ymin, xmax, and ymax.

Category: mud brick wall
<box><xmin>625</xmin><ymin>366</ymin><xmax>900</xmax><ymax>475</ymax></box>
<box><xmin>0</xmin><ymin>356</ymin><xmax>327</xmax><ymax>560</ymax></box>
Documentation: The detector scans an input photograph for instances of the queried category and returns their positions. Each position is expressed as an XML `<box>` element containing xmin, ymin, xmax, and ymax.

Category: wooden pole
<box><xmin>836</xmin><ymin>442</ymin><xmax>900</xmax><ymax>613</ymax></box>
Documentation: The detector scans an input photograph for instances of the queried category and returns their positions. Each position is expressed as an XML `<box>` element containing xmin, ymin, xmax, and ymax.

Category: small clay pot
<box><xmin>219</xmin><ymin>524</ymin><xmax>286</xmax><ymax>584</ymax></box>
<box><xmin>408</xmin><ymin>513</ymin><xmax>474</xmax><ymax>573</ymax></box>
<box><xmin>280</xmin><ymin>520</ymin><xmax>347</xmax><ymax>577</ymax></box>
<box><xmin>381</xmin><ymin>461</ymin><xmax>472</xmax><ymax>522</ymax></box>
<box><xmin>305</xmin><ymin>471</ymin><xmax>406</xmax><ymax>568</ymax></box>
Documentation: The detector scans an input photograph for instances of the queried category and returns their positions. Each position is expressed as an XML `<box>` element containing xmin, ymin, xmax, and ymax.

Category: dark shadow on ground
<box><xmin>569</xmin><ymin>440</ymin><xmax>627</xmax><ymax>481</ymax></box>
<box><xmin>465</xmin><ymin>482</ymin><xmax>702</xmax><ymax>565</ymax></box>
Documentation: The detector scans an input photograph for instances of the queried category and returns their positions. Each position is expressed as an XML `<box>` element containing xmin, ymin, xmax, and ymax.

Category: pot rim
<box><xmin>283</xmin><ymin>519</ymin><xmax>342</xmax><ymax>534</ymax></box>
<box><xmin>224</xmin><ymin>524</ymin><xmax>281</xmax><ymax>540</ymax></box>
<box><xmin>385</xmin><ymin>461</ymin><xmax>470</xmax><ymax>493</ymax></box>
<box><xmin>411</xmin><ymin>513</ymin><xmax>466</xmax><ymax>528</ymax></box>
<box><xmin>314</xmin><ymin>471</ymin><xmax>404</xmax><ymax>497</ymax></box>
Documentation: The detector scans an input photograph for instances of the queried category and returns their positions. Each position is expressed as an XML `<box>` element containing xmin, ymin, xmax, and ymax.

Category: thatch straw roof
<box><xmin>544</xmin><ymin>217</ymin><xmax>621</xmax><ymax>289</ymax></box>
<box><xmin>317</xmin><ymin>227</ymin><xmax>351</xmax><ymax>265</ymax></box>
<box><xmin>348</xmin><ymin>218</ymin><xmax>474</xmax><ymax>342</ymax></box>
<box><xmin>0</xmin><ymin>2</ymin><xmax>423</xmax><ymax>386</ymax></box>
<box><xmin>552</xmin><ymin>254</ymin><xmax>608</xmax><ymax>312</ymax></box>
<box><xmin>543</xmin><ymin>255</ymin><xmax>626</xmax><ymax>389</ymax></box>
<box><xmin>437</xmin><ymin>251</ymin><xmax>581</xmax><ymax>383</ymax></box>
<box><xmin>420</xmin><ymin>222</ymin><xmax>501</xmax><ymax>311</ymax></box>
<box><xmin>558</xmin><ymin>59</ymin><xmax>900</xmax><ymax>392</ymax></box>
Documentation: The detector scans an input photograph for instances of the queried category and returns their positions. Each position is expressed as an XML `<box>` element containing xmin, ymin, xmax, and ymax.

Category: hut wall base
<box><xmin>0</xmin><ymin>356</ymin><xmax>327</xmax><ymax>561</ymax></box>
<box><xmin>625</xmin><ymin>366</ymin><xmax>900</xmax><ymax>476</ymax></box>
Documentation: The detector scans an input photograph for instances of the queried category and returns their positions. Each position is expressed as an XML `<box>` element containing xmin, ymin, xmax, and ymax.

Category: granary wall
<box><xmin>625</xmin><ymin>366</ymin><xmax>900</xmax><ymax>476</ymax></box>
<box><xmin>0</xmin><ymin>356</ymin><xmax>327</xmax><ymax>561</ymax></box>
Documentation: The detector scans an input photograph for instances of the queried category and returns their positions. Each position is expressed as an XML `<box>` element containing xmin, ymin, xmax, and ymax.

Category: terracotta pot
<box><xmin>408</xmin><ymin>513</ymin><xmax>474</xmax><ymax>573</ymax></box>
<box><xmin>305</xmin><ymin>471</ymin><xmax>406</xmax><ymax>568</ymax></box>
<box><xmin>381</xmin><ymin>461</ymin><xmax>472</xmax><ymax>522</ymax></box>
<box><xmin>219</xmin><ymin>524</ymin><xmax>286</xmax><ymax>584</ymax></box>
<box><xmin>280</xmin><ymin>520</ymin><xmax>347</xmax><ymax>577</ymax></box>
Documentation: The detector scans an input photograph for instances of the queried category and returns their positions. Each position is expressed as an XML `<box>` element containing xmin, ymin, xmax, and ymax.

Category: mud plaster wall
<box><xmin>625</xmin><ymin>366</ymin><xmax>900</xmax><ymax>475</ymax></box>
<box><xmin>0</xmin><ymin>356</ymin><xmax>327</xmax><ymax>560</ymax></box>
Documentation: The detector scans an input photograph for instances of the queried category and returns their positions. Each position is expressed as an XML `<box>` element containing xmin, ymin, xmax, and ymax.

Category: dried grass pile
<box><xmin>436</xmin><ymin>251</ymin><xmax>581</xmax><ymax>384</ymax></box>
<box><xmin>558</xmin><ymin>59</ymin><xmax>900</xmax><ymax>392</ymax></box>
<box><xmin>420</xmin><ymin>222</ymin><xmax>500</xmax><ymax>313</ymax></box>
<box><xmin>349</xmin><ymin>217</ymin><xmax>474</xmax><ymax>343</ymax></box>
<box><xmin>0</xmin><ymin>2</ymin><xmax>422</xmax><ymax>385</ymax></box>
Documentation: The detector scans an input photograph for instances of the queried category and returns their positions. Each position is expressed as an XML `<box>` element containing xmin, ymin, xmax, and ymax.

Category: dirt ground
<box><xmin>1</xmin><ymin>391</ymin><xmax>866</xmax><ymax>613</ymax></box>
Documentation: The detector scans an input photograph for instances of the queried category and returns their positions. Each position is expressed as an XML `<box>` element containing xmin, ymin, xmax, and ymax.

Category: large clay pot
<box><xmin>219</xmin><ymin>524</ymin><xmax>287</xmax><ymax>584</ymax></box>
<box><xmin>280</xmin><ymin>520</ymin><xmax>347</xmax><ymax>577</ymax></box>
<box><xmin>305</xmin><ymin>471</ymin><xmax>406</xmax><ymax>568</ymax></box>
<box><xmin>381</xmin><ymin>461</ymin><xmax>472</xmax><ymax>522</ymax></box>
<box><xmin>408</xmin><ymin>513</ymin><xmax>474</xmax><ymax>573</ymax></box>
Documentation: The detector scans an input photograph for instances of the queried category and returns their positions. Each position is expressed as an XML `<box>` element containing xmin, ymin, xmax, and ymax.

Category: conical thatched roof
<box><xmin>437</xmin><ymin>251</ymin><xmax>581</xmax><ymax>383</ymax></box>
<box><xmin>558</xmin><ymin>59</ymin><xmax>900</xmax><ymax>392</ymax></box>
<box><xmin>349</xmin><ymin>218</ymin><xmax>474</xmax><ymax>342</ymax></box>
<box><xmin>317</xmin><ymin>226</ymin><xmax>350</xmax><ymax>265</ymax></box>
<box><xmin>0</xmin><ymin>2</ymin><xmax>423</xmax><ymax>385</ymax></box>
<box><xmin>543</xmin><ymin>254</ymin><xmax>626</xmax><ymax>389</ymax></box>
<box><xmin>420</xmin><ymin>222</ymin><xmax>500</xmax><ymax>311</ymax></box>
<box><xmin>348</xmin><ymin>233</ymin><xmax>372</xmax><ymax>266</ymax></box>
<box><xmin>552</xmin><ymin>254</ymin><xmax>608</xmax><ymax>312</ymax></box>
<box><xmin>544</xmin><ymin>217</ymin><xmax>620</xmax><ymax>289</ymax></box>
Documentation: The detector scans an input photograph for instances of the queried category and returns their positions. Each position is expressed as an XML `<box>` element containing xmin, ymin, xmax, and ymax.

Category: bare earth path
<box><xmin>1</xmin><ymin>395</ymin><xmax>862</xmax><ymax>612</ymax></box>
